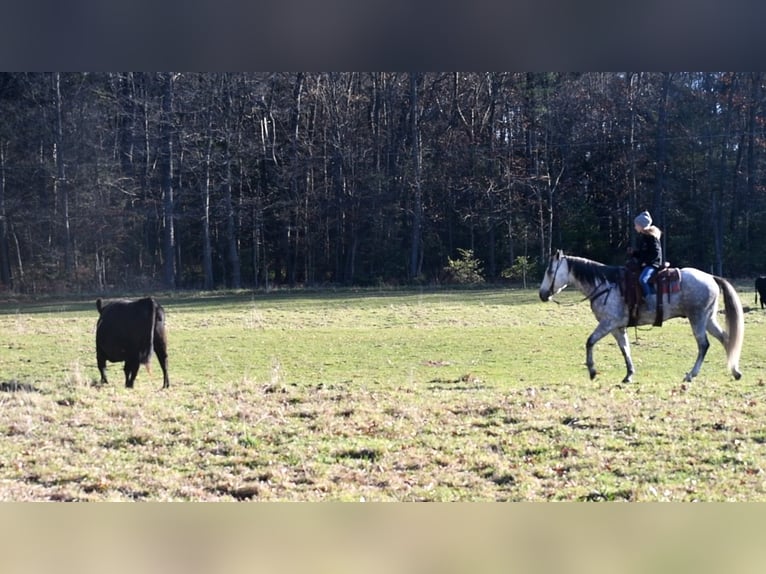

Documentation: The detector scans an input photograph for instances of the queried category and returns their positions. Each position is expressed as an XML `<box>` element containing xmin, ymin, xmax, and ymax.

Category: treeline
<box><xmin>0</xmin><ymin>72</ymin><xmax>764</xmax><ymax>293</ymax></box>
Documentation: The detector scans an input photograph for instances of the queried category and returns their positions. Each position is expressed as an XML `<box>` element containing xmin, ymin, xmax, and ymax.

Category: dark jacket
<box><xmin>634</xmin><ymin>232</ymin><xmax>662</xmax><ymax>268</ymax></box>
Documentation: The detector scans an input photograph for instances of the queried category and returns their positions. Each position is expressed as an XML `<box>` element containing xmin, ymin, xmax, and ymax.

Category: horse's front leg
<box><xmin>611</xmin><ymin>327</ymin><xmax>635</xmax><ymax>383</ymax></box>
<box><xmin>585</xmin><ymin>321</ymin><xmax>614</xmax><ymax>380</ymax></box>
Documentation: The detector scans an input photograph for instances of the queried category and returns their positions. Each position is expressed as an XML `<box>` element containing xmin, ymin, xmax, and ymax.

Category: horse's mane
<box><xmin>565</xmin><ymin>255</ymin><xmax>623</xmax><ymax>287</ymax></box>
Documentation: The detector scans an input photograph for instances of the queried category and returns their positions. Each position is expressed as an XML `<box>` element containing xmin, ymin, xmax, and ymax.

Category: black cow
<box><xmin>756</xmin><ymin>277</ymin><xmax>766</xmax><ymax>309</ymax></box>
<box><xmin>96</xmin><ymin>297</ymin><xmax>169</xmax><ymax>389</ymax></box>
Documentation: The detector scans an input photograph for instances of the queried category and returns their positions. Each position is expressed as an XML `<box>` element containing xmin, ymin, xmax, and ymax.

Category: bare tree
<box><xmin>409</xmin><ymin>72</ymin><xmax>423</xmax><ymax>280</ymax></box>
<box><xmin>0</xmin><ymin>142</ymin><xmax>11</xmax><ymax>287</ymax></box>
<box><xmin>53</xmin><ymin>73</ymin><xmax>74</xmax><ymax>277</ymax></box>
<box><xmin>160</xmin><ymin>72</ymin><xmax>176</xmax><ymax>288</ymax></box>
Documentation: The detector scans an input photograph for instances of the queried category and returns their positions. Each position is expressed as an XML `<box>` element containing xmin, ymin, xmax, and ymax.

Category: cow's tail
<box><xmin>138</xmin><ymin>298</ymin><xmax>158</xmax><ymax>367</ymax></box>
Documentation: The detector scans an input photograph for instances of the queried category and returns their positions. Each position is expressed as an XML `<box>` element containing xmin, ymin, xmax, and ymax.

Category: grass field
<box><xmin>1</xmin><ymin>284</ymin><xmax>766</xmax><ymax>501</ymax></box>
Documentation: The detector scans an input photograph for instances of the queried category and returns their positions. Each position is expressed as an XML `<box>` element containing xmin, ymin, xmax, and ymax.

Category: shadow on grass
<box><xmin>0</xmin><ymin>380</ymin><xmax>41</xmax><ymax>393</ymax></box>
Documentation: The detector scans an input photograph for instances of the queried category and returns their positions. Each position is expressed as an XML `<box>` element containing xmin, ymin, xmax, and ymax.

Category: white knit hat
<box><xmin>634</xmin><ymin>211</ymin><xmax>652</xmax><ymax>228</ymax></box>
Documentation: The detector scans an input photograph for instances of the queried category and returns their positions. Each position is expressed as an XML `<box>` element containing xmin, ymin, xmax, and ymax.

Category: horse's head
<box><xmin>539</xmin><ymin>250</ymin><xmax>569</xmax><ymax>301</ymax></box>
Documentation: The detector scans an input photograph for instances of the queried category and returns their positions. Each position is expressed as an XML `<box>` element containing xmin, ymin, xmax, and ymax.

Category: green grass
<box><xmin>1</xmin><ymin>285</ymin><xmax>766</xmax><ymax>500</ymax></box>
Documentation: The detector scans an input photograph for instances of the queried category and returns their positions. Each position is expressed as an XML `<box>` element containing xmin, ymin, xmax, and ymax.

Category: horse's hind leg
<box><xmin>705</xmin><ymin>314</ymin><xmax>727</xmax><ymax>349</ymax></box>
<box><xmin>685</xmin><ymin>319</ymin><xmax>711</xmax><ymax>382</ymax></box>
<box><xmin>611</xmin><ymin>328</ymin><xmax>635</xmax><ymax>383</ymax></box>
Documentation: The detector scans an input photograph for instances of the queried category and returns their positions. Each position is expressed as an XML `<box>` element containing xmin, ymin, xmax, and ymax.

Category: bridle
<box><xmin>546</xmin><ymin>254</ymin><xmax>614</xmax><ymax>306</ymax></box>
<box><xmin>544</xmin><ymin>255</ymin><xmax>566</xmax><ymax>301</ymax></box>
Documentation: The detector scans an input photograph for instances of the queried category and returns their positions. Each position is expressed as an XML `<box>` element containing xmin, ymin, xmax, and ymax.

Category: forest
<box><xmin>0</xmin><ymin>72</ymin><xmax>764</xmax><ymax>293</ymax></box>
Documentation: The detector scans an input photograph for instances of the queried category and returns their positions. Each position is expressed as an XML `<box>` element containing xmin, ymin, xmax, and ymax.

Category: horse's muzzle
<box><xmin>539</xmin><ymin>289</ymin><xmax>551</xmax><ymax>302</ymax></box>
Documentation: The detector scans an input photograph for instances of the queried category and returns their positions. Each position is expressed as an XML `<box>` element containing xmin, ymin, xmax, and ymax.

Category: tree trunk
<box><xmin>409</xmin><ymin>72</ymin><xmax>423</xmax><ymax>280</ymax></box>
<box><xmin>224</xmin><ymin>154</ymin><xmax>241</xmax><ymax>289</ymax></box>
<box><xmin>741</xmin><ymin>73</ymin><xmax>761</xmax><ymax>257</ymax></box>
<box><xmin>202</xmin><ymin>128</ymin><xmax>214</xmax><ymax>290</ymax></box>
<box><xmin>713</xmin><ymin>77</ymin><xmax>736</xmax><ymax>275</ymax></box>
<box><xmin>653</xmin><ymin>73</ymin><xmax>671</xmax><ymax>236</ymax></box>
<box><xmin>160</xmin><ymin>72</ymin><xmax>176</xmax><ymax>289</ymax></box>
<box><xmin>0</xmin><ymin>143</ymin><xmax>12</xmax><ymax>288</ymax></box>
<box><xmin>54</xmin><ymin>73</ymin><xmax>73</xmax><ymax>277</ymax></box>
<box><xmin>626</xmin><ymin>72</ymin><xmax>640</xmax><ymax>246</ymax></box>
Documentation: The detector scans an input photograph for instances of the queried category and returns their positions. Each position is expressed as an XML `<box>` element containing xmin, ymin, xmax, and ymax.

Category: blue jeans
<box><xmin>639</xmin><ymin>266</ymin><xmax>656</xmax><ymax>297</ymax></box>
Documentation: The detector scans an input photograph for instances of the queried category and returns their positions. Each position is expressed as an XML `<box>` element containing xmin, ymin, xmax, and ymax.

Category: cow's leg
<box><xmin>154</xmin><ymin>331</ymin><xmax>170</xmax><ymax>389</ymax></box>
<box><xmin>97</xmin><ymin>350</ymin><xmax>109</xmax><ymax>384</ymax></box>
<box><xmin>124</xmin><ymin>359</ymin><xmax>140</xmax><ymax>388</ymax></box>
<box><xmin>158</xmin><ymin>355</ymin><xmax>169</xmax><ymax>389</ymax></box>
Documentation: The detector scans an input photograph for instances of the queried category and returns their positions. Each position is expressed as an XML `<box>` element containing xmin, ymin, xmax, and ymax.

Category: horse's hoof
<box><xmin>733</xmin><ymin>370</ymin><xmax>742</xmax><ymax>381</ymax></box>
<box><xmin>683</xmin><ymin>373</ymin><xmax>693</xmax><ymax>383</ymax></box>
<box><xmin>589</xmin><ymin>371</ymin><xmax>597</xmax><ymax>380</ymax></box>
<box><xmin>622</xmin><ymin>375</ymin><xmax>633</xmax><ymax>384</ymax></box>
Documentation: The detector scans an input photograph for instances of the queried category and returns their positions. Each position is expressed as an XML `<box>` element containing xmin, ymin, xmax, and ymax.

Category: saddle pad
<box><xmin>658</xmin><ymin>268</ymin><xmax>681</xmax><ymax>295</ymax></box>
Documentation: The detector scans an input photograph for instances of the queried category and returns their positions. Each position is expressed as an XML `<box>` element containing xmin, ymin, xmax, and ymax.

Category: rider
<box><xmin>629</xmin><ymin>210</ymin><xmax>663</xmax><ymax>298</ymax></box>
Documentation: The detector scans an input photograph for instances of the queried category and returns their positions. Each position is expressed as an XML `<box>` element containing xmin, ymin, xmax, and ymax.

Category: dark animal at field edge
<box><xmin>96</xmin><ymin>297</ymin><xmax>169</xmax><ymax>389</ymax></box>
<box><xmin>755</xmin><ymin>277</ymin><xmax>766</xmax><ymax>309</ymax></box>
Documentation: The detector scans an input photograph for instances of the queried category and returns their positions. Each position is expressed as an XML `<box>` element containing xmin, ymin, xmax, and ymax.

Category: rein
<box><xmin>551</xmin><ymin>284</ymin><xmax>613</xmax><ymax>306</ymax></box>
<box><xmin>586</xmin><ymin>284</ymin><xmax>613</xmax><ymax>304</ymax></box>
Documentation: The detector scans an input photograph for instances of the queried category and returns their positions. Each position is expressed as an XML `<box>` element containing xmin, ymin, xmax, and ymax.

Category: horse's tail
<box><xmin>714</xmin><ymin>276</ymin><xmax>744</xmax><ymax>378</ymax></box>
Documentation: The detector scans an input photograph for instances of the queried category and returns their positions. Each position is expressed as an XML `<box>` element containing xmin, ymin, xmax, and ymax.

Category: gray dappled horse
<box><xmin>539</xmin><ymin>250</ymin><xmax>744</xmax><ymax>383</ymax></box>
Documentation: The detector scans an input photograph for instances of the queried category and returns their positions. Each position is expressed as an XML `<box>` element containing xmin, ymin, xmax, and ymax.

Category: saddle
<box><xmin>622</xmin><ymin>261</ymin><xmax>682</xmax><ymax>327</ymax></box>
<box><xmin>650</xmin><ymin>264</ymin><xmax>682</xmax><ymax>327</ymax></box>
